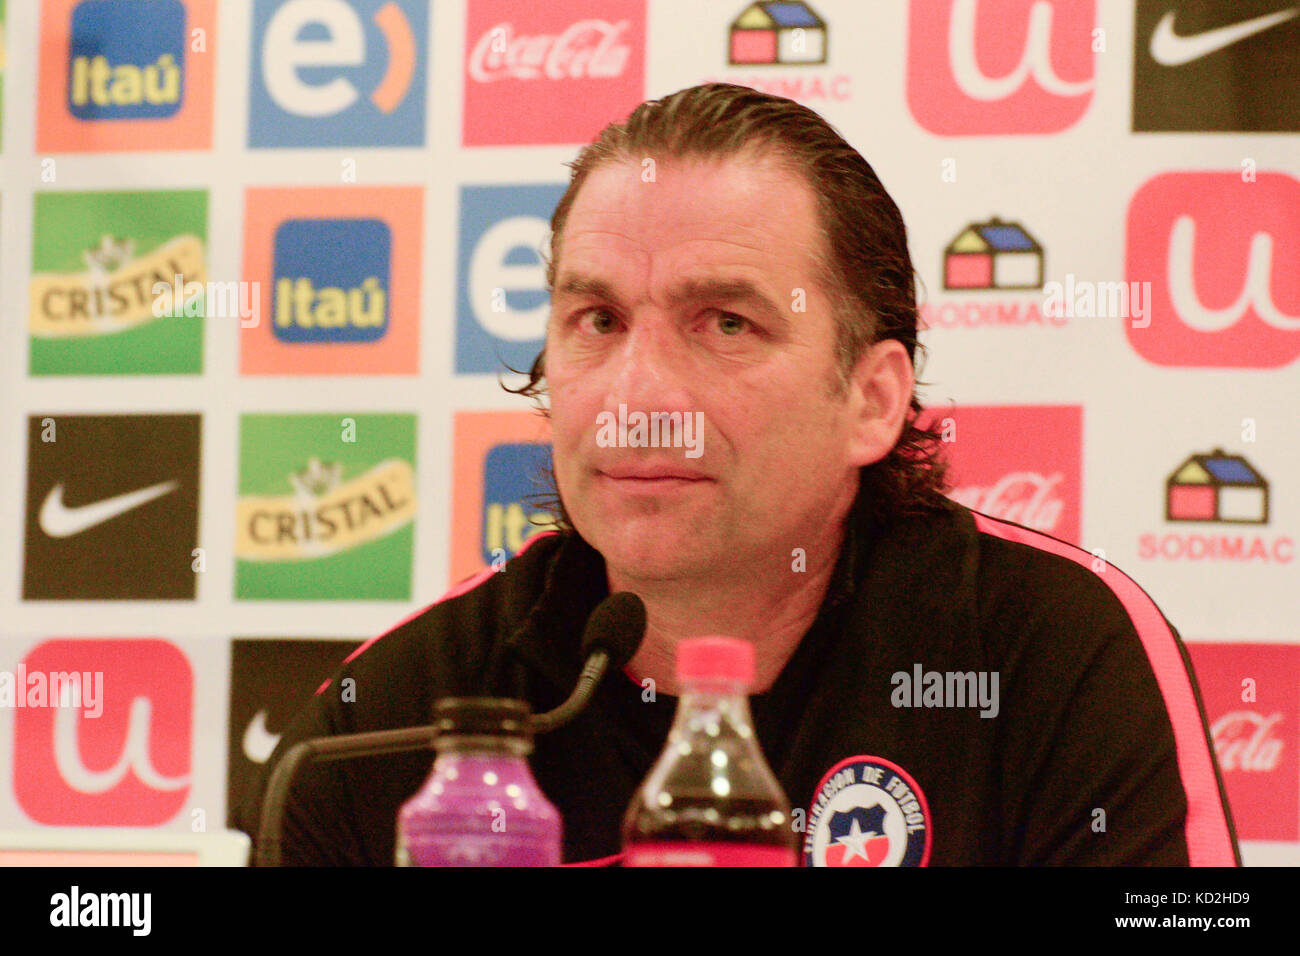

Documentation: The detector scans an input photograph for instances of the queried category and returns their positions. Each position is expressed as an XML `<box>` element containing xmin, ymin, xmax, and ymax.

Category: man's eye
<box><xmin>713</xmin><ymin>311</ymin><xmax>751</xmax><ymax>336</ymax></box>
<box><xmin>578</xmin><ymin>308</ymin><xmax>619</xmax><ymax>333</ymax></box>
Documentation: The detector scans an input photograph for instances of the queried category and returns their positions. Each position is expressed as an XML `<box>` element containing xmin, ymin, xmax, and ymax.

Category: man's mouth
<box><xmin>599</xmin><ymin>465</ymin><xmax>709</xmax><ymax>480</ymax></box>
<box><xmin>595</xmin><ymin>464</ymin><xmax>712</xmax><ymax>489</ymax></box>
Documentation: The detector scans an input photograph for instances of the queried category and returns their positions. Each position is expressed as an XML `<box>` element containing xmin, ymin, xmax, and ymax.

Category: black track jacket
<box><xmin>236</xmin><ymin>492</ymin><xmax>1240</xmax><ymax>866</ymax></box>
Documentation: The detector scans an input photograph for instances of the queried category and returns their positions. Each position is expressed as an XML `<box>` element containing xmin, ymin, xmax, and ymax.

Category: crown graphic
<box><xmin>288</xmin><ymin>458</ymin><xmax>344</xmax><ymax>498</ymax></box>
<box><xmin>82</xmin><ymin>235</ymin><xmax>136</xmax><ymax>275</ymax></box>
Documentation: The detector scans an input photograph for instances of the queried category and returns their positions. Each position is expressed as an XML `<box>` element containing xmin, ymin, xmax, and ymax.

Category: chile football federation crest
<box><xmin>804</xmin><ymin>756</ymin><xmax>932</xmax><ymax>867</ymax></box>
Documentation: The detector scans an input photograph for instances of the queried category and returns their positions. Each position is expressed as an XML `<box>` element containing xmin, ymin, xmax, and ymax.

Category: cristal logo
<box><xmin>1127</xmin><ymin>172</ymin><xmax>1300</xmax><ymax>368</ymax></box>
<box><xmin>907</xmin><ymin>0</ymin><xmax>1095</xmax><ymax>134</ymax></box>
<box><xmin>1211</xmin><ymin>711</ymin><xmax>1283</xmax><ymax>773</ymax></box>
<box><xmin>468</xmin><ymin>19</ymin><xmax>631</xmax><ymax>82</ymax></box>
<box><xmin>948</xmin><ymin>471</ymin><xmax>1064</xmax><ymax>533</ymax></box>
<box><xmin>14</xmin><ymin>639</ymin><xmax>192</xmax><ymax>825</ymax></box>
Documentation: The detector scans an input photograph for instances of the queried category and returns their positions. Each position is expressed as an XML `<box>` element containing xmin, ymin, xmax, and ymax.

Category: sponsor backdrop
<box><xmin>0</xmin><ymin>0</ymin><xmax>1296</xmax><ymax>865</ymax></box>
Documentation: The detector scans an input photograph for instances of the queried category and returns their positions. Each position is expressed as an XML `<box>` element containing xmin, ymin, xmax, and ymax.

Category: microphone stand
<box><xmin>256</xmin><ymin>725</ymin><xmax>442</xmax><ymax>868</ymax></box>
<box><xmin>256</xmin><ymin>591</ymin><xmax>644</xmax><ymax>867</ymax></box>
<box><xmin>256</xmin><ymin>652</ymin><xmax>614</xmax><ymax>867</ymax></box>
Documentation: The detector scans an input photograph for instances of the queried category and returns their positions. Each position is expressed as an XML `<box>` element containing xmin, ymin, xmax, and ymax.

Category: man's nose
<box><xmin>605</xmin><ymin>316</ymin><xmax>694</xmax><ymax>413</ymax></box>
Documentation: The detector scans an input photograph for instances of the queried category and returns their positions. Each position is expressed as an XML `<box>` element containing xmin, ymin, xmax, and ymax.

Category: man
<box><xmin>237</xmin><ymin>84</ymin><xmax>1239</xmax><ymax>866</ymax></box>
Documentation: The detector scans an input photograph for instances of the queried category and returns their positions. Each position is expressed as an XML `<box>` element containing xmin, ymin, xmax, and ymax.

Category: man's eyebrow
<box><xmin>554</xmin><ymin>275</ymin><xmax>619</xmax><ymax>302</ymax></box>
<box><xmin>554</xmin><ymin>274</ymin><xmax>789</xmax><ymax>325</ymax></box>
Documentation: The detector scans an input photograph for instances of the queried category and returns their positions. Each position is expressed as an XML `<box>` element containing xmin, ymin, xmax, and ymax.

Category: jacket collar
<box><xmin>503</xmin><ymin>483</ymin><xmax>974</xmax><ymax>698</ymax></box>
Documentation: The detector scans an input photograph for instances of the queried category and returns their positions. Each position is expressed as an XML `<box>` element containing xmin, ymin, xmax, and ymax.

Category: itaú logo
<box><xmin>1126</xmin><ymin>171</ymin><xmax>1300</xmax><ymax>368</ymax></box>
<box><xmin>13</xmin><ymin>639</ymin><xmax>192</xmax><ymax>826</ymax></box>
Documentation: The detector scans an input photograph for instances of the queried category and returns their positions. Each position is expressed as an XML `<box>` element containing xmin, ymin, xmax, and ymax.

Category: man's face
<box><xmin>545</xmin><ymin>152</ymin><xmax>867</xmax><ymax>583</ymax></box>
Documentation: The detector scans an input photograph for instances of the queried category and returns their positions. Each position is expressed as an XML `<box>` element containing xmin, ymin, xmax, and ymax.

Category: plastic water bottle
<box><xmin>622</xmin><ymin>636</ymin><xmax>800</xmax><ymax>866</ymax></box>
<box><xmin>396</xmin><ymin>698</ymin><xmax>561</xmax><ymax>866</ymax></box>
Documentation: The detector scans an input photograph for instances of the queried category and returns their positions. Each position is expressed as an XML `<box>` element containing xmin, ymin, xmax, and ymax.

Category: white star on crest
<box><xmin>835</xmin><ymin>818</ymin><xmax>879</xmax><ymax>864</ymax></box>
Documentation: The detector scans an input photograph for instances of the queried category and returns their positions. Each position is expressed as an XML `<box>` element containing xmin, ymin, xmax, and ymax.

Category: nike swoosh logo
<box><xmin>242</xmin><ymin>710</ymin><xmax>282</xmax><ymax>764</ymax></box>
<box><xmin>1150</xmin><ymin>7</ymin><xmax>1300</xmax><ymax>67</ymax></box>
<box><xmin>39</xmin><ymin>480</ymin><xmax>179</xmax><ymax>538</ymax></box>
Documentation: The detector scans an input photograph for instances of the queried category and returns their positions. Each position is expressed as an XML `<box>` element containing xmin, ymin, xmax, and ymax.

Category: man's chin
<box><xmin>578</xmin><ymin>517</ymin><xmax>712</xmax><ymax>584</ymax></box>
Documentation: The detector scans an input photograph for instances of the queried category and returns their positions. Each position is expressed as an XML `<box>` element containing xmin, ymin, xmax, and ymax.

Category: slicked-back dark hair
<box><xmin>507</xmin><ymin>83</ymin><xmax>950</xmax><ymax>534</ymax></box>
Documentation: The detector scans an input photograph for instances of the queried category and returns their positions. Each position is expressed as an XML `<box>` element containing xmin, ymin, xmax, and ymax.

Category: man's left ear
<box><xmin>845</xmin><ymin>339</ymin><xmax>914</xmax><ymax>468</ymax></box>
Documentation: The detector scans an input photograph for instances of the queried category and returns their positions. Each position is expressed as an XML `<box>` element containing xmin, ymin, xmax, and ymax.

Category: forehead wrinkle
<box><xmin>559</xmin><ymin>232</ymin><xmax>820</xmax><ymax>290</ymax></box>
<box><xmin>556</xmin><ymin>171</ymin><xmax>831</xmax><ymax>320</ymax></box>
<box><xmin>555</xmin><ymin>269</ymin><xmax>785</xmax><ymax>313</ymax></box>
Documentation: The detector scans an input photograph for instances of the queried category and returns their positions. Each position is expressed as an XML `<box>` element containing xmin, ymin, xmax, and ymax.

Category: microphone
<box><xmin>255</xmin><ymin>591</ymin><xmax>646</xmax><ymax>866</ymax></box>
<box><xmin>531</xmin><ymin>591</ymin><xmax>646</xmax><ymax>733</ymax></box>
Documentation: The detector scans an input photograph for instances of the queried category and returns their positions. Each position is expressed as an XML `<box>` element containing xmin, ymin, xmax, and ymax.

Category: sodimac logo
<box><xmin>38</xmin><ymin>0</ymin><xmax>215</xmax><ymax>152</ymax></box>
<box><xmin>705</xmin><ymin>1</ymin><xmax>852</xmax><ymax>105</ymax></box>
<box><xmin>1185</xmin><ymin>642</ymin><xmax>1299</xmax><ymax>842</ymax></box>
<box><xmin>917</xmin><ymin>404</ymin><xmax>1082</xmax><ymax>545</ymax></box>
<box><xmin>455</xmin><ymin>183</ymin><xmax>565</xmax><ymax>374</ymax></box>
<box><xmin>906</xmin><ymin>0</ymin><xmax>1096</xmax><ymax>135</ymax></box>
<box><xmin>1138</xmin><ymin>447</ymin><xmax>1292</xmax><ymax>565</ymax></box>
<box><xmin>248</xmin><ymin>0</ymin><xmax>428</xmax><ymax>147</ymax></box>
<box><xmin>1166</xmin><ymin>449</ymin><xmax>1268</xmax><ymax>525</ymax></box>
<box><xmin>942</xmin><ymin>216</ymin><xmax>1044</xmax><ymax>291</ymax></box>
<box><xmin>1126</xmin><ymin>171</ymin><xmax>1300</xmax><ymax>368</ymax></box>
<box><xmin>241</xmin><ymin>186</ymin><xmax>423</xmax><ymax>375</ymax></box>
<box><xmin>728</xmin><ymin>1</ymin><xmax>827</xmax><ymax>66</ymax></box>
<box><xmin>13</xmin><ymin>639</ymin><xmax>192</xmax><ymax>826</ymax></box>
<box><xmin>463</xmin><ymin>0</ymin><xmax>645</xmax><ymax>145</ymax></box>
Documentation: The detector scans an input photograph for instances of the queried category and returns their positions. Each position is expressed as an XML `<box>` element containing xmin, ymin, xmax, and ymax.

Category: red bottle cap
<box><xmin>676</xmin><ymin>636</ymin><xmax>755</xmax><ymax>686</ymax></box>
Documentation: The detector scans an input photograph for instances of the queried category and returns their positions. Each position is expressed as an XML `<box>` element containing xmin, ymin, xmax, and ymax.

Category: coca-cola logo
<box><xmin>1211</xmin><ymin>711</ymin><xmax>1284</xmax><ymax>772</ymax></box>
<box><xmin>468</xmin><ymin>20</ymin><xmax>631</xmax><ymax>82</ymax></box>
<box><xmin>948</xmin><ymin>471</ymin><xmax>1064</xmax><ymax>532</ymax></box>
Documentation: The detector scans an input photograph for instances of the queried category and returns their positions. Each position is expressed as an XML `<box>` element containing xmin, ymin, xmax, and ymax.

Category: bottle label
<box><xmin>398</xmin><ymin>834</ymin><xmax>560</xmax><ymax>867</ymax></box>
<box><xmin>624</xmin><ymin>843</ymin><xmax>797</xmax><ymax>867</ymax></box>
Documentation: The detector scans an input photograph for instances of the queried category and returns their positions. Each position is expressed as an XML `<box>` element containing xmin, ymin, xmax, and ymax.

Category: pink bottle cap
<box><xmin>676</xmin><ymin>636</ymin><xmax>755</xmax><ymax>686</ymax></box>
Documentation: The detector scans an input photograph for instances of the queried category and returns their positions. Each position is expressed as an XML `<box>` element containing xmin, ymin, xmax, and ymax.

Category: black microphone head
<box><xmin>581</xmin><ymin>592</ymin><xmax>647</xmax><ymax>670</ymax></box>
